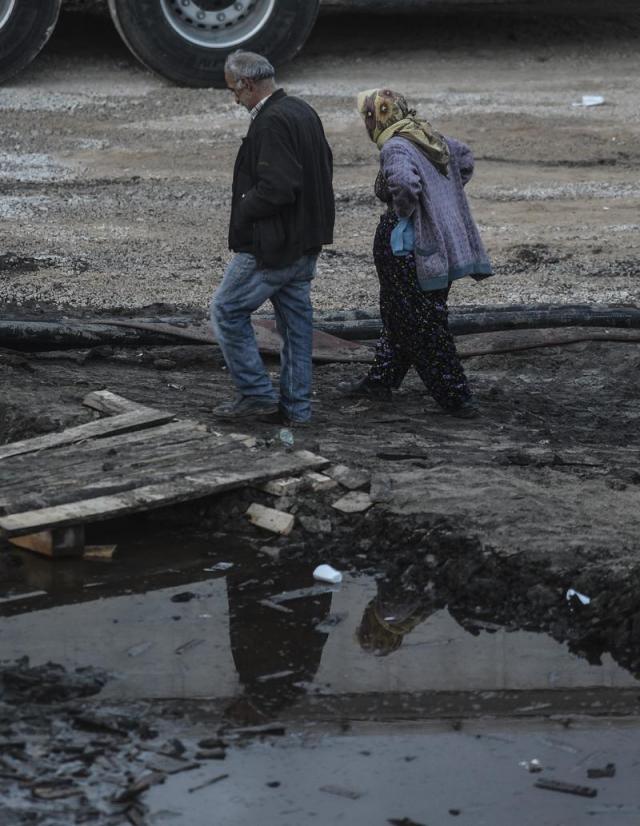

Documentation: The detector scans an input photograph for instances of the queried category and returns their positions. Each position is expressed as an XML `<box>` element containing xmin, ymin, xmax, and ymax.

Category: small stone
<box><xmin>332</xmin><ymin>491</ymin><xmax>373</xmax><ymax>514</ymax></box>
<box><xmin>325</xmin><ymin>464</ymin><xmax>370</xmax><ymax>490</ymax></box>
<box><xmin>260</xmin><ymin>477</ymin><xmax>303</xmax><ymax>496</ymax></box>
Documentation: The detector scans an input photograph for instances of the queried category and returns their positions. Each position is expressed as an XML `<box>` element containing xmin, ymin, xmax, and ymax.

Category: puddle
<box><xmin>1</xmin><ymin>524</ymin><xmax>639</xmax><ymax>825</ymax></box>
<box><xmin>1</xmin><ymin>525</ymin><xmax>637</xmax><ymax>715</ymax></box>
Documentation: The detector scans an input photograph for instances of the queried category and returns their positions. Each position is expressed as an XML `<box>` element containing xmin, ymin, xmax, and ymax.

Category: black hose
<box><xmin>1</xmin><ymin>304</ymin><xmax>639</xmax><ymax>350</ymax></box>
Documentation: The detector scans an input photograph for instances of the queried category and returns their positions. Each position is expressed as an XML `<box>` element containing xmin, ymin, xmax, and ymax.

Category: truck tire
<box><xmin>0</xmin><ymin>0</ymin><xmax>62</xmax><ymax>84</ymax></box>
<box><xmin>107</xmin><ymin>0</ymin><xmax>320</xmax><ymax>88</ymax></box>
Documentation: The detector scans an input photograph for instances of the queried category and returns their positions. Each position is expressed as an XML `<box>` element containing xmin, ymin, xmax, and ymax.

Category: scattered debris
<box><xmin>195</xmin><ymin>748</ymin><xmax>226</xmax><ymax>760</ymax></box>
<box><xmin>519</xmin><ymin>758</ymin><xmax>543</xmax><ymax>773</ymax></box>
<box><xmin>175</xmin><ymin>639</ymin><xmax>205</xmax><ymax>656</ymax></box>
<box><xmin>587</xmin><ymin>763</ymin><xmax>616</xmax><ymax>779</ymax></box>
<box><xmin>227</xmin><ymin>723</ymin><xmax>286</xmax><ymax>737</ymax></box>
<box><xmin>203</xmin><ymin>562</ymin><xmax>234</xmax><ymax>572</ymax></box>
<box><xmin>332</xmin><ymin>491</ymin><xmax>374</xmax><ymax>513</ymax></box>
<box><xmin>534</xmin><ymin>778</ymin><xmax>598</xmax><ymax>798</ymax></box>
<box><xmin>246</xmin><ymin>503</ymin><xmax>295</xmax><ymax>535</ymax></box>
<box><xmin>127</xmin><ymin>642</ymin><xmax>154</xmax><ymax>658</ymax></box>
<box><xmin>0</xmin><ymin>590</ymin><xmax>47</xmax><ymax>604</ymax></box>
<box><xmin>83</xmin><ymin>544</ymin><xmax>117</xmax><ymax>561</ymax></box>
<box><xmin>268</xmin><ymin>585</ymin><xmax>337</xmax><ymax>604</ymax></box>
<box><xmin>188</xmin><ymin>773</ymin><xmax>229</xmax><ymax>794</ymax></box>
<box><xmin>313</xmin><ymin>564</ymin><xmax>343</xmax><ymax>584</ymax></box>
<box><xmin>258</xmin><ymin>598</ymin><xmax>294</xmax><ymax>613</ymax></box>
<box><xmin>573</xmin><ymin>94</ymin><xmax>605</xmax><ymax>107</ymax></box>
<box><xmin>319</xmin><ymin>784</ymin><xmax>362</xmax><ymax>800</ymax></box>
<box><xmin>388</xmin><ymin>819</ymin><xmax>426</xmax><ymax>826</ymax></box>
<box><xmin>566</xmin><ymin>588</ymin><xmax>591</xmax><ymax>606</ymax></box>
<box><xmin>171</xmin><ymin>591</ymin><xmax>197</xmax><ymax>603</ymax></box>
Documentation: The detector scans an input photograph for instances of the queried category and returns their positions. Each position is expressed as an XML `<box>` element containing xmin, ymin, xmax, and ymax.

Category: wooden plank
<box><xmin>0</xmin><ymin>434</ymin><xmax>249</xmax><ymax>510</ymax></box>
<box><xmin>0</xmin><ymin>408</ymin><xmax>176</xmax><ymax>461</ymax></box>
<box><xmin>0</xmin><ymin>450</ymin><xmax>329</xmax><ymax>537</ymax></box>
<box><xmin>82</xmin><ymin>390</ymin><xmax>150</xmax><ymax>416</ymax></box>
<box><xmin>0</xmin><ymin>421</ymin><xmax>212</xmax><ymax>497</ymax></box>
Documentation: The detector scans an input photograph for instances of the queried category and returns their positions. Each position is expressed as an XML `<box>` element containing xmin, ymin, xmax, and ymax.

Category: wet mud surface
<box><xmin>1</xmin><ymin>337</ymin><xmax>640</xmax><ymax>823</ymax></box>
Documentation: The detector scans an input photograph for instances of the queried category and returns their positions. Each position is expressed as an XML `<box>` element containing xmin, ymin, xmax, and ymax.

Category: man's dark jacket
<box><xmin>229</xmin><ymin>89</ymin><xmax>335</xmax><ymax>268</ymax></box>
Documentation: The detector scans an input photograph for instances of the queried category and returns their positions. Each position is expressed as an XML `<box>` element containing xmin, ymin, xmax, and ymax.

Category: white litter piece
<box><xmin>313</xmin><ymin>564</ymin><xmax>343</xmax><ymax>584</ymax></box>
<box><xmin>246</xmin><ymin>503</ymin><xmax>295</xmax><ymax>535</ymax></box>
<box><xmin>204</xmin><ymin>562</ymin><xmax>234</xmax><ymax>572</ymax></box>
<box><xmin>566</xmin><ymin>588</ymin><xmax>591</xmax><ymax>605</ymax></box>
<box><xmin>572</xmin><ymin>95</ymin><xmax>605</xmax><ymax>107</ymax></box>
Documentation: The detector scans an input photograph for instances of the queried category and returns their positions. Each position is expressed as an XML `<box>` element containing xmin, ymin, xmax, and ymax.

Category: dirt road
<box><xmin>1</xmin><ymin>9</ymin><xmax>639</xmax><ymax>313</ymax></box>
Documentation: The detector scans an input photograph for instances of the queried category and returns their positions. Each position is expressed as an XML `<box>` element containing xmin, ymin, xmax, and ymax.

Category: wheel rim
<box><xmin>0</xmin><ymin>0</ymin><xmax>16</xmax><ymax>31</ymax></box>
<box><xmin>159</xmin><ymin>0</ymin><xmax>276</xmax><ymax>49</ymax></box>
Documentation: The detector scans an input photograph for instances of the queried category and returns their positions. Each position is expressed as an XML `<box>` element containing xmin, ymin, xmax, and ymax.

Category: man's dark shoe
<box><xmin>213</xmin><ymin>396</ymin><xmax>278</xmax><ymax>420</ymax></box>
<box><xmin>447</xmin><ymin>399</ymin><xmax>480</xmax><ymax>419</ymax></box>
<box><xmin>261</xmin><ymin>407</ymin><xmax>312</xmax><ymax>428</ymax></box>
<box><xmin>337</xmin><ymin>376</ymin><xmax>392</xmax><ymax>402</ymax></box>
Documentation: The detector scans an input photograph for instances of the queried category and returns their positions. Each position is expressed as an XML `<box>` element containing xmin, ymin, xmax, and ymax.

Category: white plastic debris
<box><xmin>566</xmin><ymin>588</ymin><xmax>591</xmax><ymax>605</ymax></box>
<box><xmin>572</xmin><ymin>94</ymin><xmax>605</xmax><ymax>107</ymax></box>
<box><xmin>313</xmin><ymin>564</ymin><xmax>343</xmax><ymax>584</ymax></box>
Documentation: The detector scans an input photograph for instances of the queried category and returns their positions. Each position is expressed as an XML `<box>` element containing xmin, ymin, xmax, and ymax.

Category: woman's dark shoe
<box><xmin>337</xmin><ymin>376</ymin><xmax>392</xmax><ymax>401</ymax></box>
<box><xmin>447</xmin><ymin>399</ymin><xmax>480</xmax><ymax>419</ymax></box>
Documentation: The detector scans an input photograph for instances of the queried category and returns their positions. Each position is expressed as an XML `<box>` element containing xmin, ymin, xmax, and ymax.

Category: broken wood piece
<box><xmin>325</xmin><ymin>463</ymin><xmax>370</xmax><ymax>490</ymax></box>
<box><xmin>83</xmin><ymin>544</ymin><xmax>117</xmax><ymax>561</ymax></box>
<box><xmin>304</xmin><ymin>471</ymin><xmax>338</xmax><ymax>491</ymax></box>
<box><xmin>246</xmin><ymin>503</ymin><xmax>294</xmax><ymax>536</ymax></box>
<box><xmin>82</xmin><ymin>390</ymin><xmax>149</xmax><ymax>416</ymax></box>
<box><xmin>534</xmin><ymin>778</ymin><xmax>598</xmax><ymax>798</ymax></box>
<box><xmin>331</xmin><ymin>491</ymin><xmax>373</xmax><ymax>514</ymax></box>
<box><xmin>0</xmin><ymin>408</ymin><xmax>176</xmax><ymax>461</ymax></box>
<box><xmin>260</xmin><ymin>476</ymin><xmax>303</xmax><ymax>497</ymax></box>
<box><xmin>8</xmin><ymin>525</ymin><xmax>85</xmax><ymax>558</ymax></box>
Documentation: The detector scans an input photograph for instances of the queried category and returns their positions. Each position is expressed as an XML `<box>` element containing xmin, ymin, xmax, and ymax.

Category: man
<box><xmin>210</xmin><ymin>50</ymin><xmax>334</xmax><ymax>424</ymax></box>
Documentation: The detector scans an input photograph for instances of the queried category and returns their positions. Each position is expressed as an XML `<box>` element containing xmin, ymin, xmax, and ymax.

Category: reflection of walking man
<box><xmin>211</xmin><ymin>51</ymin><xmax>335</xmax><ymax>424</ymax></box>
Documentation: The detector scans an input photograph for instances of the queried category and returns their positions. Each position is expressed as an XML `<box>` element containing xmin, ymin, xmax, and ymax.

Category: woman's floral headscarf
<box><xmin>357</xmin><ymin>88</ymin><xmax>450</xmax><ymax>175</ymax></box>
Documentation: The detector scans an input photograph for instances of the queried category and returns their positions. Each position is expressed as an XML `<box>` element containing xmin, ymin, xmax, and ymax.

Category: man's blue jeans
<box><xmin>210</xmin><ymin>252</ymin><xmax>317</xmax><ymax>422</ymax></box>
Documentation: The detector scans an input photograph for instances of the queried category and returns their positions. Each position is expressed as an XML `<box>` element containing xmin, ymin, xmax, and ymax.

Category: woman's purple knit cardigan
<box><xmin>380</xmin><ymin>135</ymin><xmax>493</xmax><ymax>291</ymax></box>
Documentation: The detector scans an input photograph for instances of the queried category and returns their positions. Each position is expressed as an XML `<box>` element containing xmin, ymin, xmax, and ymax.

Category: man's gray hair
<box><xmin>224</xmin><ymin>51</ymin><xmax>276</xmax><ymax>83</ymax></box>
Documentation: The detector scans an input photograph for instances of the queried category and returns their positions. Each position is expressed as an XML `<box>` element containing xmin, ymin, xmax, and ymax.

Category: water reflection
<box><xmin>224</xmin><ymin>568</ymin><xmax>332</xmax><ymax>723</ymax></box>
<box><xmin>0</xmin><ymin>537</ymin><xmax>637</xmax><ymax>714</ymax></box>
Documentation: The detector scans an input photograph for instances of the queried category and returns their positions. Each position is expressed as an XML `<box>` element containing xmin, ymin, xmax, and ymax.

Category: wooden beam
<box><xmin>0</xmin><ymin>408</ymin><xmax>176</xmax><ymax>461</ymax></box>
<box><xmin>0</xmin><ymin>450</ymin><xmax>329</xmax><ymax>537</ymax></box>
<box><xmin>8</xmin><ymin>525</ymin><xmax>85</xmax><ymax>558</ymax></box>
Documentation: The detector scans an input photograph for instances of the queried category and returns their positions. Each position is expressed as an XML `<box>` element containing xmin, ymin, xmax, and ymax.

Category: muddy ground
<box><xmin>1</xmin><ymin>6</ymin><xmax>640</xmax><ymax>825</ymax></box>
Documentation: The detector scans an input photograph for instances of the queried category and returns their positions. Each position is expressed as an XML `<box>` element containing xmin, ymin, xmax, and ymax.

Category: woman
<box><xmin>340</xmin><ymin>89</ymin><xmax>493</xmax><ymax>417</ymax></box>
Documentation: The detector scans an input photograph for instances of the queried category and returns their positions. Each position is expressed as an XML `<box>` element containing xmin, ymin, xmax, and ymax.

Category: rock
<box><xmin>299</xmin><ymin>515</ymin><xmax>333</xmax><ymax>534</ymax></box>
<box><xmin>304</xmin><ymin>471</ymin><xmax>338</xmax><ymax>491</ymax></box>
<box><xmin>246</xmin><ymin>503</ymin><xmax>295</xmax><ymax>536</ymax></box>
<box><xmin>260</xmin><ymin>476</ymin><xmax>303</xmax><ymax>496</ymax></box>
<box><xmin>332</xmin><ymin>492</ymin><xmax>373</xmax><ymax>514</ymax></box>
<box><xmin>325</xmin><ymin>464</ymin><xmax>370</xmax><ymax>490</ymax></box>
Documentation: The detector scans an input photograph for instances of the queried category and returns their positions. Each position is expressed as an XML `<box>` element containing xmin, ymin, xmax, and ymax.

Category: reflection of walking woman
<box><xmin>340</xmin><ymin>89</ymin><xmax>493</xmax><ymax>417</ymax></box>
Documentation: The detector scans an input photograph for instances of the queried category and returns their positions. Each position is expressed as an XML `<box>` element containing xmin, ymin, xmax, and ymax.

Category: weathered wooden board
<box><xmin>0</xmin><ymin>407</ymin><xmax>176</xmax><ymax>461</ymax></box>
<box><xmin>0</xmin><ymin>450</ymin><xmax>329</xmax><ymax>537</ymax></box>
<box><xmin>0</xmin><ymin>428</ymin><xmax>250</xmax><ymax>511</ymax></box>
